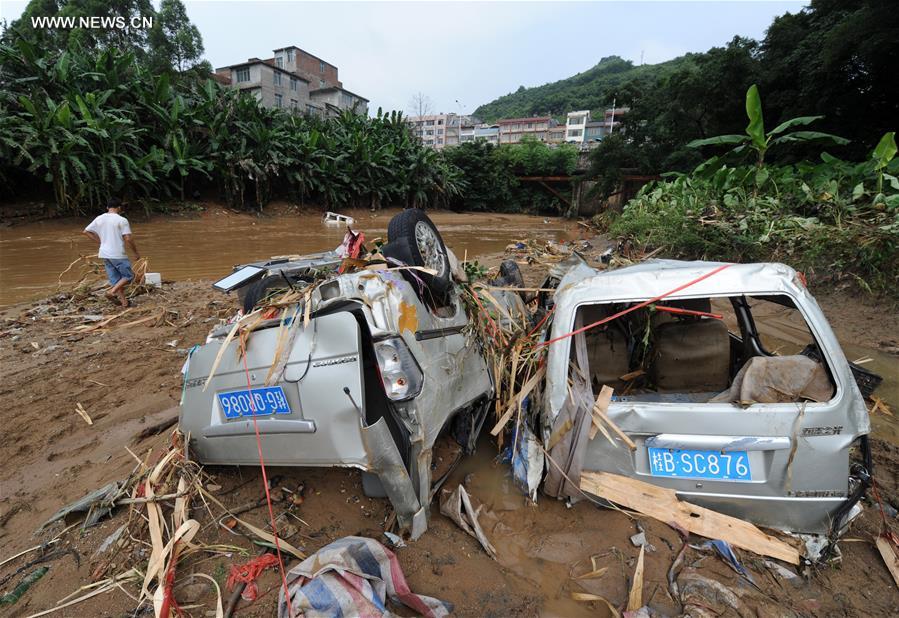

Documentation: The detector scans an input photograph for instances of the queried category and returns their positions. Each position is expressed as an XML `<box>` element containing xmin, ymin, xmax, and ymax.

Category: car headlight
<box><xmin>374</xmin><ymin>337</ymin><xmax>423</xmax><ymax>401</ymax></box>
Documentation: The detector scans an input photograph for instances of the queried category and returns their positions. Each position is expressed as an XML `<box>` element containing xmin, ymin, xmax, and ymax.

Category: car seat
<box><xmin>649</xmin><ymin>299</ymin><xmax>731</xmax><ymax>392</ymax></box>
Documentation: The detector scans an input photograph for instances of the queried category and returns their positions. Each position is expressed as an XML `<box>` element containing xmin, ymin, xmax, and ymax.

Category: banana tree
<box><xmin>688</xmin><ymin>85</ymin><xmax>849</xmax><ymax>169</ymax></box>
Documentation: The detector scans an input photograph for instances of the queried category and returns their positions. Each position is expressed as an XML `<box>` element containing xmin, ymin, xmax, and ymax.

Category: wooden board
<box><xmin>875</xmin><ymin>536</ymin><xmax>899</xmax><ymax>589</ymax></box>
<box><xmin>580</xmin><ymin>471</ymin><xmax>800</xmax><ymax>565</ymax></box>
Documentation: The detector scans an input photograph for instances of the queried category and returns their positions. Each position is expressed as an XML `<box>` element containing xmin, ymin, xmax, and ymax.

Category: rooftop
<box><xmin>496</xmin><ymin>116</ymin><xmax>552</xmax><ymax>125</ymax></box>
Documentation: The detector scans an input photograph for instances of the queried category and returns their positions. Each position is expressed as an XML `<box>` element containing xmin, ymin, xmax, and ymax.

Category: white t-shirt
<box><xmin>84</xmin><ymin>212</ymin><xmax>132</xmax><ymax>259</ymax></box>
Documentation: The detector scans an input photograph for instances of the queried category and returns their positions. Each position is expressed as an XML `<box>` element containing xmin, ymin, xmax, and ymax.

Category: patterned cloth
<box><xmin>278</xmin><ymin>536</ymin><xmax>452</xmax><ymax>618</ymax></box>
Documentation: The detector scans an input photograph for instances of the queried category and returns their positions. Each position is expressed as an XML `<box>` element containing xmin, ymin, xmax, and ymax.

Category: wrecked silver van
<box><xmin>543</xmin><ymin>259</ymin><xmax>872</xmax><ymax>538</ymax></box>
<box><xmin>180</xmin><ymin>210</ymin><xmax>495</xmax><ymax>539</ymax></box>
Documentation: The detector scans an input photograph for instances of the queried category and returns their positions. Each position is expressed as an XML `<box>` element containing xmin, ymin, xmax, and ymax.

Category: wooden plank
<box><xmin>589</xmin><ymin>385</ymin><xmax>614</xmax><ymax>441</ymax></box>
<box><xmin>580</xmin><ymin>471</ymin><xmax>800</xmax><ymax>565</ymax></box>
<box><xmin>489</xmin><ymin>366</ymin><xmax>546</xmax><ymax>436</ymax></box>
<box><xmin>627</xmin><ymin>545</ymin><xmax>644</xmax><ymax>611</ymax></box>
<box><xmin>875</xmin><ymin>536</ymin><xmax>899</xmax><ymax>588</ymax></box>
<box><xmin>590</xmin><ymin>388</ymin><xmax>637</xmax><ymax>451</ymax></box>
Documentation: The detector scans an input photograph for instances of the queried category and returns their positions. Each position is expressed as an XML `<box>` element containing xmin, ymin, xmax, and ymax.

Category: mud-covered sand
<box><xmin>1</xmin><ymin>245</ymin><xmax>898</xmax><ymax>617</ymax></box>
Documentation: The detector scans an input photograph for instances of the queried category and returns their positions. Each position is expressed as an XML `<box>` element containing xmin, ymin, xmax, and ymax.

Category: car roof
<box><xmin>555</xmin><ymin>259</ymin><xmax>806</xmax><ymax>304</ymax></box>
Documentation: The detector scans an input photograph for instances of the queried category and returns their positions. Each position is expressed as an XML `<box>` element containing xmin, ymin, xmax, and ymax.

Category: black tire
<box><xmin>385</xmin><ymin>209</ymin><xmax>453</xmax><ymax>302</ymax></box>
<box><xmin>242</xmin><ymin>274</ymin><xmax>290</xmax><ymax>313</ymax></box>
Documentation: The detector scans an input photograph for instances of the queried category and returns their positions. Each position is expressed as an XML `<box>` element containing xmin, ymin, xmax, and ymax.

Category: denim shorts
<box><xmin>103</xmin><ymin>258</ymin><xmax>134</xmax><ymax>286</ymax></box>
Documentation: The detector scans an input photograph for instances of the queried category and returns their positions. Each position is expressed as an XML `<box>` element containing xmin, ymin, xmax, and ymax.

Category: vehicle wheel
<box><xmin>385</xmin><ymin>209</ymin><xmax>453</xmax><ymax>302</ymax></box>
<box><xmin>242</xmin><ymin>274</ymin><xmax>290</xmax><ymax>313</ymax></box>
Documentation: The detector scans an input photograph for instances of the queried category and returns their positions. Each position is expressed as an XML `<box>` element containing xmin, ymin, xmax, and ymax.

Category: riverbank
<box><xmin>0</xmin><ymin>241</ymin><xmax>897</xmax><ymax>616</ymax></box>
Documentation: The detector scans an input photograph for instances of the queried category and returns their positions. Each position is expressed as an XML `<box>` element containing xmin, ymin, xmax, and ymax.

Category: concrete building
<box><xmin>215</xmin><ymin>45</ymin><xmax>368</xmax><ymax>117</ymax></box>
<box><xmin>309</xmin><ymin>87</ymin><xmax>369</xmax><ymax>117</ymax></box>
<box><xmin>406</xmin><ymin>113</ymin><xmax>474</xmax><ymax>149</ymax></box>
<box><xmin>546</xmin><ymin>126</ymin><xmax>566</xmax><ymax>144</ymax></box>
<box><xmin>497</xmin><ymin>117</ymin><xmax>557</xmax><ymax>144</ymax></box>
<box><xmin>407</xmin><ymin>114</ymin><xmax>452</xmax><ymax>149</ymax></box>
<box><xmin>565</xmin><ymin>110</ymin><xmax>590</xmax><ymax>143</ymax></box>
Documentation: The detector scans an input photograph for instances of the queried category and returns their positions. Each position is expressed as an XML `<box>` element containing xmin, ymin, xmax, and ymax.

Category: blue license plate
<box><xmin>648</xmin><ymin>447</ymin><xmax>751</xmax><ymax>481</ymax></box>
<box><xmin>218</xmin><ymin>386</ymin><xmax>291</xmax><ymax>419</ymax></box>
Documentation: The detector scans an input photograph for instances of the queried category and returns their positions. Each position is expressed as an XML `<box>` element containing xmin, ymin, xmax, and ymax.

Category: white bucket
<box><xmin>145</xmin><ymin>272</ymin><xmax>162</xmax><ymax>287</ymax></box>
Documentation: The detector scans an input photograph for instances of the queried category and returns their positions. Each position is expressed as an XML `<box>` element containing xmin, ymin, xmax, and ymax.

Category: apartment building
<box><xmin>497</xmin><ymin>117</ymin><xmax>558</xmax><ymax>144</ymax></box>
<box><xmin>564</xmin><ymin>107</ymin><xmax>629</xmax><ymax>146</ymax></box>
<box><xmin>565</xmin><ymin>110</ymin><xmax>590</xmax><ymax>143</ymax></box>
<box><xmin>215</xmin><ymin>45</ymin><xmax>368</xmax><ymax>117</ymax></box>
<box><xmin>406</xmin><ymin>113</ymin><xmax>473</xmax><ymax>149</ymax></box>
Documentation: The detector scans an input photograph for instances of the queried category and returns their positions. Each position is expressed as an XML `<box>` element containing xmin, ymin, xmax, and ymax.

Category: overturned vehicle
<box><xmin>180</xmin><ymin>210</ymin><xmax>522</xmax><ymax>539</ymax></box>
<box><xmin>542</xmin><ymin>259</ymin><xmax>873</xmax><ymax>542</ymax></box>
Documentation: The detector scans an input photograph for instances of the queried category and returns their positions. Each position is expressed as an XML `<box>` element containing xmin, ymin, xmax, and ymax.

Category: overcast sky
<box><xmin>1</xmin><ymin>1</ymin><xmax>807</xmax><ymax>114</ymax></box>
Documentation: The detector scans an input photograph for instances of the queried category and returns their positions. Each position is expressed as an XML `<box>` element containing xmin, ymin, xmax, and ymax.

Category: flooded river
<box><xmin>0</xmin><ymin>208</ymin><xmax>574</xmax><ymax>307</ymax></box>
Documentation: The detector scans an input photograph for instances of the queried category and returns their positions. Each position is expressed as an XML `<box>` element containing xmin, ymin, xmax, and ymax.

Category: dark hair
<box><xmin>107</xmin><ymin>197</ymin><xmax>122</xmax><ymax>209</ymax></box>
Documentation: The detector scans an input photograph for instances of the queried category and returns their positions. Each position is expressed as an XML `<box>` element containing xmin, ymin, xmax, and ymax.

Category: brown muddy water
<box><xmin>0</xmin><ymin>208</ymin><xmax>574</xmax><ymax>307</ymax></box>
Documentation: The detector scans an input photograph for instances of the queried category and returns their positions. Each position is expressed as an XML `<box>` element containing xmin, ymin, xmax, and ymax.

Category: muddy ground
<box><xmin>1</xmin><ymin>239</ymin><xmax>897</xmax><ymax>617</ymax></box>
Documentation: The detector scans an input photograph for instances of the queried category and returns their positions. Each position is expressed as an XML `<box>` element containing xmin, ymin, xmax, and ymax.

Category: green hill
<box><xmin>473</xmin><ymin>55</ymin><xmax>690</xmax><ymax>122</ymax></box>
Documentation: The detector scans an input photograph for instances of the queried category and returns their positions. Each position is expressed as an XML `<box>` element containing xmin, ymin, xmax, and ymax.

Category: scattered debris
<box><xmin>579</xmin><ymin>471</ymin><xmax>800</xmax><ymax>564</ymax></box>
<box><xmin>278</xmin><ymin>536</ymin><xmax>451</xmax><ymax>618</ymax></box>
<box><xmin>74</xmin><ymin>402</ymin><xmax>93</xmax><ymax>425</ymax></box>
<box><xmin>439</xmin><ymin>484</ymin><xmax>497</xmax><ymax>560</ymax></box>
<box><xmin>383</xmin><ymin>531</ymin><xmax>406</xmax><ymax>549</ymax></box>
<box><xmin>875</xmin><ymin>534</ymin><xmax>899</xmax><ymax>588</ymax></box>
<box><xmin>40</xmin><ymin>481</ymin><xmax>124</xmax><ymax>531</ymax></box>
<box><xmin>0</xmin><ymin>566</ymin><xmax>48</xmax><ymax>606</ymax></box>
<box><xmin>627</xmin><ymin>545</ymin><xmax>645</xmax><ymax>612</ymax></box>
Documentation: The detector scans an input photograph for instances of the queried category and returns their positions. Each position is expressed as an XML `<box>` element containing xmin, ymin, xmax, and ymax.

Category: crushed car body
<box><xmin>180</xmin><ymin>210</ymin><xmax>494</xmax><ymax>539</ymax></box>
<box><xmin>542</xmin><ymin>259</ymin><xmax>872</xmax><ymax>537</ymax></box>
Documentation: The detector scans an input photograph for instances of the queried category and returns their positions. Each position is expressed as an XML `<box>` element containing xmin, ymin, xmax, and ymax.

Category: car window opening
<box><xmin>569</xmin><ymin>294</ymin><xmax>836</xmax><ymax>406</ymax></box>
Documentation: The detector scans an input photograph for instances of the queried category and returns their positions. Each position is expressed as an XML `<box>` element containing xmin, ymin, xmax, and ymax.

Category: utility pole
<box><xmin>609</xmin><ymin>97</ymin><xmax>617</xmax><ymax>135</ymax></box>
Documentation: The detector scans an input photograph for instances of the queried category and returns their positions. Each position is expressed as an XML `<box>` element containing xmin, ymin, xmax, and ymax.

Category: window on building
<box><xmin>438</xmin><ymin>119</ymin><xmax>444</xmax><ymax>125</ymax></box>
<box><xmin>236</xmin><ymin>67</ymin><xmax>250</xmax><ymax>83</ymax></box>
<box><xmin>291</xmin><ymin>99</ymin><xmax>298</xmax><ymax>109</ymax></box>
<box><xmin>426</xmin><ymin>130</ymin><xmax>434</xmax><ymax>136</ymax></box>
<box><xmin>340</xmin><ymin>93</ymin><xmax>353</xmax><ymax>107</ymax></box>
<box><xmin>320</xmin><ymin>61</ymin><xmax>325</xmax><ymax>73</ymax></box>
<box><xmin>273</xmin><ymin>71</ymin><xmax>282</xmax><ymax>86</ymax></box>
<box><xmin>437</xmin><ymin>138</ymin><xmax>443</xmax><ymax>144</ymax></box>
<box><xmin>568</xmin><ymin>129</ymin><xmax>583</xmax><ymax>137</ymax></box>
<box><xmin>287</xmin><ymin>50</ymin><xmax>294</xmax><ymax>62</ymax></box>
<box><xmin>437</xmin><ymin>128</ymin><xmax>443</xmax><ymax>134</ymax></box>
<box><xmin>274</xmin><ymin>94</ymin><xmax>283</xmax><ymax>108</ymax></box>
<box><xmin>425</xmin><ymin>120</ymin><xmax>435</xmax><ymax>126</ymax></box>
<box><xmin>306</xmin><ymin>104</ymin><xmax>318</xmax><ymax>116</ymax></box>
<box><xmin>319</xmin><ymin>79</ymin><xmax>325</xmax><ymax>88</ymax></box>
<box><xmin>275</xmin><ymin>56</ymin><xmax>284</xmax><ymax>68</ymax></box>
<box><xmin>290</xmin><ymin>76</ymin><xmax>298</xmax><ymax>91</ymax></box>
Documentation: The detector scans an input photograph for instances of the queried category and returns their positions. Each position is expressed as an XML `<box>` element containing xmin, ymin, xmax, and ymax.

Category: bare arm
<box><xmin>82</xmin><ymin>230</ymin><xmax>100</xmax><ymax>246</ymax></box>
<box><xmin>123</xmin><ymin>234</ymin><xmax>140</xmax><ymax>260</ymax></box>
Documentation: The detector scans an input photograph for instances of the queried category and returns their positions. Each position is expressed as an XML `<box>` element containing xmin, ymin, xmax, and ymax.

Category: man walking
<box><xmin>83</xmin><ymin>198</ymin><xmax>141</xmax><ymax>308</ymax></box>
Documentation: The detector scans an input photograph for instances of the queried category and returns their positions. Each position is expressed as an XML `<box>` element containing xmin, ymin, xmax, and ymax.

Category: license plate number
<box><xmin>648</xmin><ymin>448</ymin><xmax>751</xmax><ymax>481</ymax></box>
<box><xmin>218</xmin><ymin>386</ymin><xmax>291</xmax><ymax>419</ymax></box>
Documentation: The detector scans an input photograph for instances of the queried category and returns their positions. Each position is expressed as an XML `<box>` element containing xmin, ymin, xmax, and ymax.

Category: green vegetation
<box><xmin>0</xmin><ymin>41</ymin><xmax>462</xmax><ymax>214</ymax></box>
<box><xmin>442</xmin><ymin>138</ymin><xmax>578</xmax><ymax>213</ymax></box>
<box><xmin>473</xmin><ymin>55</ymin><xmax>687</xmax><ymax>123</ymax></box>
<box><xmin>603</xmin><ymin>86</ymin><xmax>898</xmax><ymax>296</ymax></box>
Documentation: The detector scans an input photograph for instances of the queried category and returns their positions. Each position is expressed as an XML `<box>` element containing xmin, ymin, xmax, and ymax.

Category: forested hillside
<box><xmin>472</xmin><ymin>55</ymin><xmax>687</xmax><ymax>122</ymax></box>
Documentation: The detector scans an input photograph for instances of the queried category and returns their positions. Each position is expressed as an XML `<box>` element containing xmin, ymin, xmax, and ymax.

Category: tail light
<box><xmin>374</xmin><ymin>337</ymin><xmax>423</xmax><ymax>401</ymax></box>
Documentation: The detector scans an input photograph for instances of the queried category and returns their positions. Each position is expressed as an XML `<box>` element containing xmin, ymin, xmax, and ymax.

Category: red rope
<box><xmin>227</xmin><ymin>553</ymin><xmax>281</xmax><ymax>601</ymax></box>
<box><xmin>537</xmin><ymin>263</ymin><xmax>734</xmax><ymax>348</ymax></box>
<box><xmin>239</xmin><ymin>346</ymin><xmax>295</xmax><ymax>617</ymax></box>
